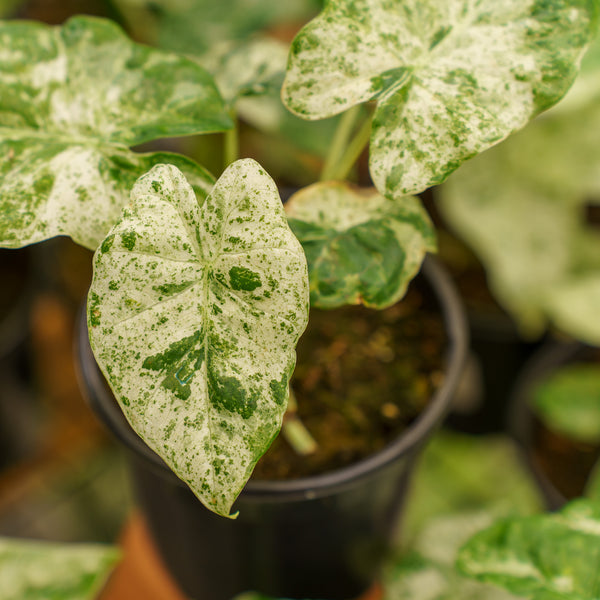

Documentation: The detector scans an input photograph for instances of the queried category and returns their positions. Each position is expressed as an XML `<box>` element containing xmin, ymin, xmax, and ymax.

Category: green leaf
<box><xmin>0</xmin><ymin>145</ymin><xmax>215</xmax><ymax>250</ymax></box>
<box><xmin>0</xmin><ymin>537</ymin><xmax>119</xmax><ymax>600</ymax></box>
<box><xmin>0</xmin><ymin>16</ymin><xmax>231</xmax><ymax>250</ymax></box>
<box><xmin>384</xmin><ymin>549</ymin><xmax>523</xmax><ymax>600</ymax></box>
<box><xmin>152</xmin><ymin>0</ymin><xmax>322</xmax><ymax>57</ymax></box>
<box><xmin>530</xmin><ymin>364</ymin><xmax>600</xmax><ymax>445</ymax></box>
<box><xmin>457</xmin><ymin>498</ymin><xmax>600</xmax><ymax>600</ymax></box>
<box><xmin>88</xmin><ymin>160</ymin><xmax>309</xmax><ymax>517</ymax></box>
<box><xmin>282</xmin><ymin>0</ymin><xmax>597</xmax><ymax>196</ymax></box>
<box><xmin>200</xmin><ymin>36</ymin><xmax>288</xmax><ymax>108</ymax></box>
<box><xmin>286</xmin><ymin>181</ymin><xmax>435</xmax><ymax>309</ymax></box>
<box><xmin>437</xmin><ymin>55</ymin><xmax>600</xmax><ymax>341</ymax></box>
<box><xmin>403</xmin><ymin>432</ymin><xmax>544</xmax><ymax>543</ymax></box>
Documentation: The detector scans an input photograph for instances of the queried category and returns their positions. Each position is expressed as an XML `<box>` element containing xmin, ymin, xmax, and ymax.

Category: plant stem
<box><xmin>282</xmin><ymin>387</ymin><xmax>318</xmax><ymax>456</ymax></box>
<box><xmin>327</xmin><ymin>112</ymin><xmax>373</xmax><ymax>182</ymax></box>
<box><xmin>223</xmin><ymin>110</ymin><xmax>239</xmax><ymax>168</ymax></box>
<box><xmin>320</xmin><ymin>105</ymin><xmax>362</xmax><ymax>182</ymax></box>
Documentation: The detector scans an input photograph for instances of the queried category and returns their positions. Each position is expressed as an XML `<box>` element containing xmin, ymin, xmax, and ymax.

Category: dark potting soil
<box><xmin>252</xmin><ymin>281</ymin><xmax>447</xmax><ymax>480</ymax></box>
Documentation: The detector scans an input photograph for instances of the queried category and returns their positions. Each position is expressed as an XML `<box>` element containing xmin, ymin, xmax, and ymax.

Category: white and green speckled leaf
<box><xmin>458</xmin><ymin>499</ymin><xmax>600</xmax><ymax>600</ymax></box>
<box><xmin>201</xmin><ymin>37</ymin><xmax>288</xmax><ymax>107</ymax></box>
<box><xmin>152</xmin><ymin>0</ymin><xmax>321</xmax><ymax>57</ymax></box>
<box><xmin>88</xmin><ymin>160</ymin><xmax>309</xmax><ymax>517</ymax></box>
<box><xmin>530</xmin><ymin>364</ymin><xmax>600</xmax><ymax>445</ymax></box>
<box><xmin>0</xmin><ymin>16</ymin><xmax>231</xmax><ymax>250</ymax></box>
<box><xmin>282</xmin><ymin>0</ymin><xmax>597</xmax><ymax>197</ymax></box>
<box><xmin>438</xmin><ymin>61</ymin><xmax>600</xmax><ymax>341</ymax></box>
<box><xmin>0</xmin><ymin>145</ymin><xmax>215</xmax><ymax>250</ymax></box>
<box><xmin>285</xmin><ymin>182</ymin><xmax>435</xmax><ymax>309</ymax></box>
<box><xmin>0</xmin><ymin>537</ymin><xmax>119</xmax><ymax>600</ymax></box>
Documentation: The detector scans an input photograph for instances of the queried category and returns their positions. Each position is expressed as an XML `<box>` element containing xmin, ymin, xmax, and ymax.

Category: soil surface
<box><xmin>252</xmin><ymin>277</ymin><xmax>447</xmax><ymax>480</ymax></box>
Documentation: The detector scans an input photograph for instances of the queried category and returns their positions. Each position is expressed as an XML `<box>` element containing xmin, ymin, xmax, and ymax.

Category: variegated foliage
<box><xmin>282</xmin><ymin>0</ymin><xmax>597</xmax><ymax>197</ymax></box>
<box><xmin>438</xmin><ymin>33</ymin><xmax>600</xmax><ymax>343</ymax></box>
<box><xmin>0</xmin><ymin>16</ymin><xmax>231</xmax><ymax>250</ymax></box>
<box><xmin>88</xmin><ymin>160</ymin><xmax>309</xmax><ymax>517</ymax></box>
<box><xmin>201</xmin><ymin>36</ymin><xmax>288</xmax><ymax>109</ymax></box>
<box><xmin>0</xmin><ymin>538</ymin><xmax>119</xmax><ymax>600</ymax></box>
<box><xmin>458</xmin><ymin>499</ymin><xmax>600</xmax><ymax>600</ymax></box>
<box><xmin>286</xmin><ymin>181</ymin><xmax>435</xmax><ymax>308</ymax></box>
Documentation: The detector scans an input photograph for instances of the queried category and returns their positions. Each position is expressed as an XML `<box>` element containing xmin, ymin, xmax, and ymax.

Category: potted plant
<box><xmin>0</xmin><ymin>0</ymin><xmax>597</xmax><ymax>598</ymax></box>
<box><xmin>508</xmin><ymin>340</ymin><xmax>600</xmax><ymax>509</ymax></box>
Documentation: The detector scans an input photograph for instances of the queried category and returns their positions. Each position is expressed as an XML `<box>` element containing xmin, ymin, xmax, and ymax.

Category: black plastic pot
<box><xmin>508</xmin><ymin>341</ymin><xmax>600</xmax><ymax>510</ymax></box>
<box><xmin>76</xmin><ymin>256</ymin><xmax>468</xmax><ymax>600</ymax></box>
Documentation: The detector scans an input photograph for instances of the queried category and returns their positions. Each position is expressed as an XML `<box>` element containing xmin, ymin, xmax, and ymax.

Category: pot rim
<box><xmin>508</xmin><ymin>339</ymin><xmax>586</xmax><ymax>510</ymax></box>
<box><xmin>76</xmin><ymin>254</ymin><xmax>468</xmax><ymax>502</ymax></box>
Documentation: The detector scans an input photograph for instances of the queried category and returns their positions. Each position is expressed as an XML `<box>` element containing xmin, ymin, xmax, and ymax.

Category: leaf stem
<box><xmin>223</xmin><ymin>110</ymin><xmax>239</xmax><ymax>168</ymax></box>
<box><xmin>282</xmin><ymin>387</ymin><xmax>317</xmax><ymax>456</ymax></box>
<box><xmin>320</xmin><ymin>105</ymin><xmax>362</xmax><ymax>182</ymax></box>
<box><xmin>327</xmin><ymin>112</ymin><xmax>373</xmax><ymax>182</ymax></box>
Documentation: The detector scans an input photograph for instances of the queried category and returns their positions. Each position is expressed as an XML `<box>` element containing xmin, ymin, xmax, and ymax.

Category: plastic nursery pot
<box><xmin>508</xmin><ymin>342</ymin><xmax>600</xmax><ymax>510</ymax></box>
<box><xmin>76</xmin><ymin>256</ymin><xmax>468</xmax><ymax>600</ymax></box>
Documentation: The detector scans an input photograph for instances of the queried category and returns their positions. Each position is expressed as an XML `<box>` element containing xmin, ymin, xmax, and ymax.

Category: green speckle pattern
<box><xmin>88</xmin><ymin>160</ymin><xmax>309</xmax><ymax>517</ymax></box>
<box><xmin>229</xmin><ymin>266</ymin><xmax>262</xmax><ymax>291</ymax></box>
<box><xmin>0</xmin><ymin>16</ymin><xmax>229</xmax><ymax>250</ymax></box>
<box><xmin>286</xmin><ymin>181</ymin><xmax>435</xmax><ymax>308</ymax></box>
<box><xmin>0</xmin><ymin>537</ymin><xmax>120</xmax><ymax>600</ymax></box>
<box><xmin>458</xmin><ymin>498</ymin><xmax>600</xmax><ymax>600</ymax></box>
<box><xmin>282</xmin><ymin>0</ymin><xmax>597</xmax><ymax>196</ymax></box>
<box><xmin>437</xmin><ymin>41</ymin><xmax>600</xmax><ymax>345</ymax></box>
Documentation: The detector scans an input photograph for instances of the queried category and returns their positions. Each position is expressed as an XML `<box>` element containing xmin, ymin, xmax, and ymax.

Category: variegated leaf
<box><xmin>0</xmin><ymin>145</ymin><xmax>215</xmax><ymax>250</ymax></box>
<box><xmin>200</xmin><ymin>36</ymin><xmax>288</xmax><ymax>107</ymax></box>
<box><xmin>88</xmin><ymin>160</ymin><xmax>309</xmax><ymax>517</ymax></box>
<box><xmin>282</xmin><ymin>0</ymin><xmax>596</xmax><ymax>197</ymax></box>
<box><xmin>286</xmin><ymin>182</ymin><xmax>435</xmax><ymax>308</ymax></box>
<box><xmin>0</xmin><ymin>537</ymin><xmax>119</xmax><ymax>600</ymax></box>
<box><xmin>437</xmin><ymin>59</ymin><xmax>600</xmax><ymax>342</ymax></box>
<box><xmin>530</xmin><ymin>364</ymin><xmax>600</xmax><ymax>445</ymax></box>
<box><xmin>0</xmin><ymin>16</ymin><xmax>231</xmax><ymax>250</ymax></box>
<box><xmin>458</xmin><ymin>499</ymin><xmax>600</xmax><ymax>600</ymax></box>
<box><xmin>152</xmin><ymin>0</ymin><xmax>321</xmax><ymax>57</ymax></box>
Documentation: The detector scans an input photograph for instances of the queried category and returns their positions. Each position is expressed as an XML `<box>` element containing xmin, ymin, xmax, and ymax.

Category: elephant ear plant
<box><xmin>0</xmin><ymin>1</ymin><xmax>597</xmax><ymax>520</ymax></box>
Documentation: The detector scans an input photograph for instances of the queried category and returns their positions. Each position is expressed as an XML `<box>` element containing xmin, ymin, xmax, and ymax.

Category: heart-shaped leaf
<box><xmin>458</xmin><ymin>499</ymin><xmax>600</xmax><ymax>600</ymax></box>
<box><xmin>0</xmin><ymin>16</ymin><xmax>231</xmax><ymax>250</ymax></box>
<box><xmin>0</xmin><ymin>145</ymin><xmax>215</xmax><ymax>250</ymax></box>
<box><xmin>282</xmin><ymin>0</ymin><xmax>597</xmax><ymax>197</ymax></box>
<box><xmin>437</xmin><ymin>50</ymin><xmax>600</xmax><ymax>342</ymax></box>
<box><xmin>286</xmin><ymin>181</ymin><xmax>435</xmax><ymax>308</ymax></box>
<box><xmin>88</xmin><ymin>160</ymin><xmax>309</xmax><ymax>517</ymax></box>
<box><xmin>0</xmin><ymin>537</ymin><xmax>119</xmax><ymax>600</ymax></box>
